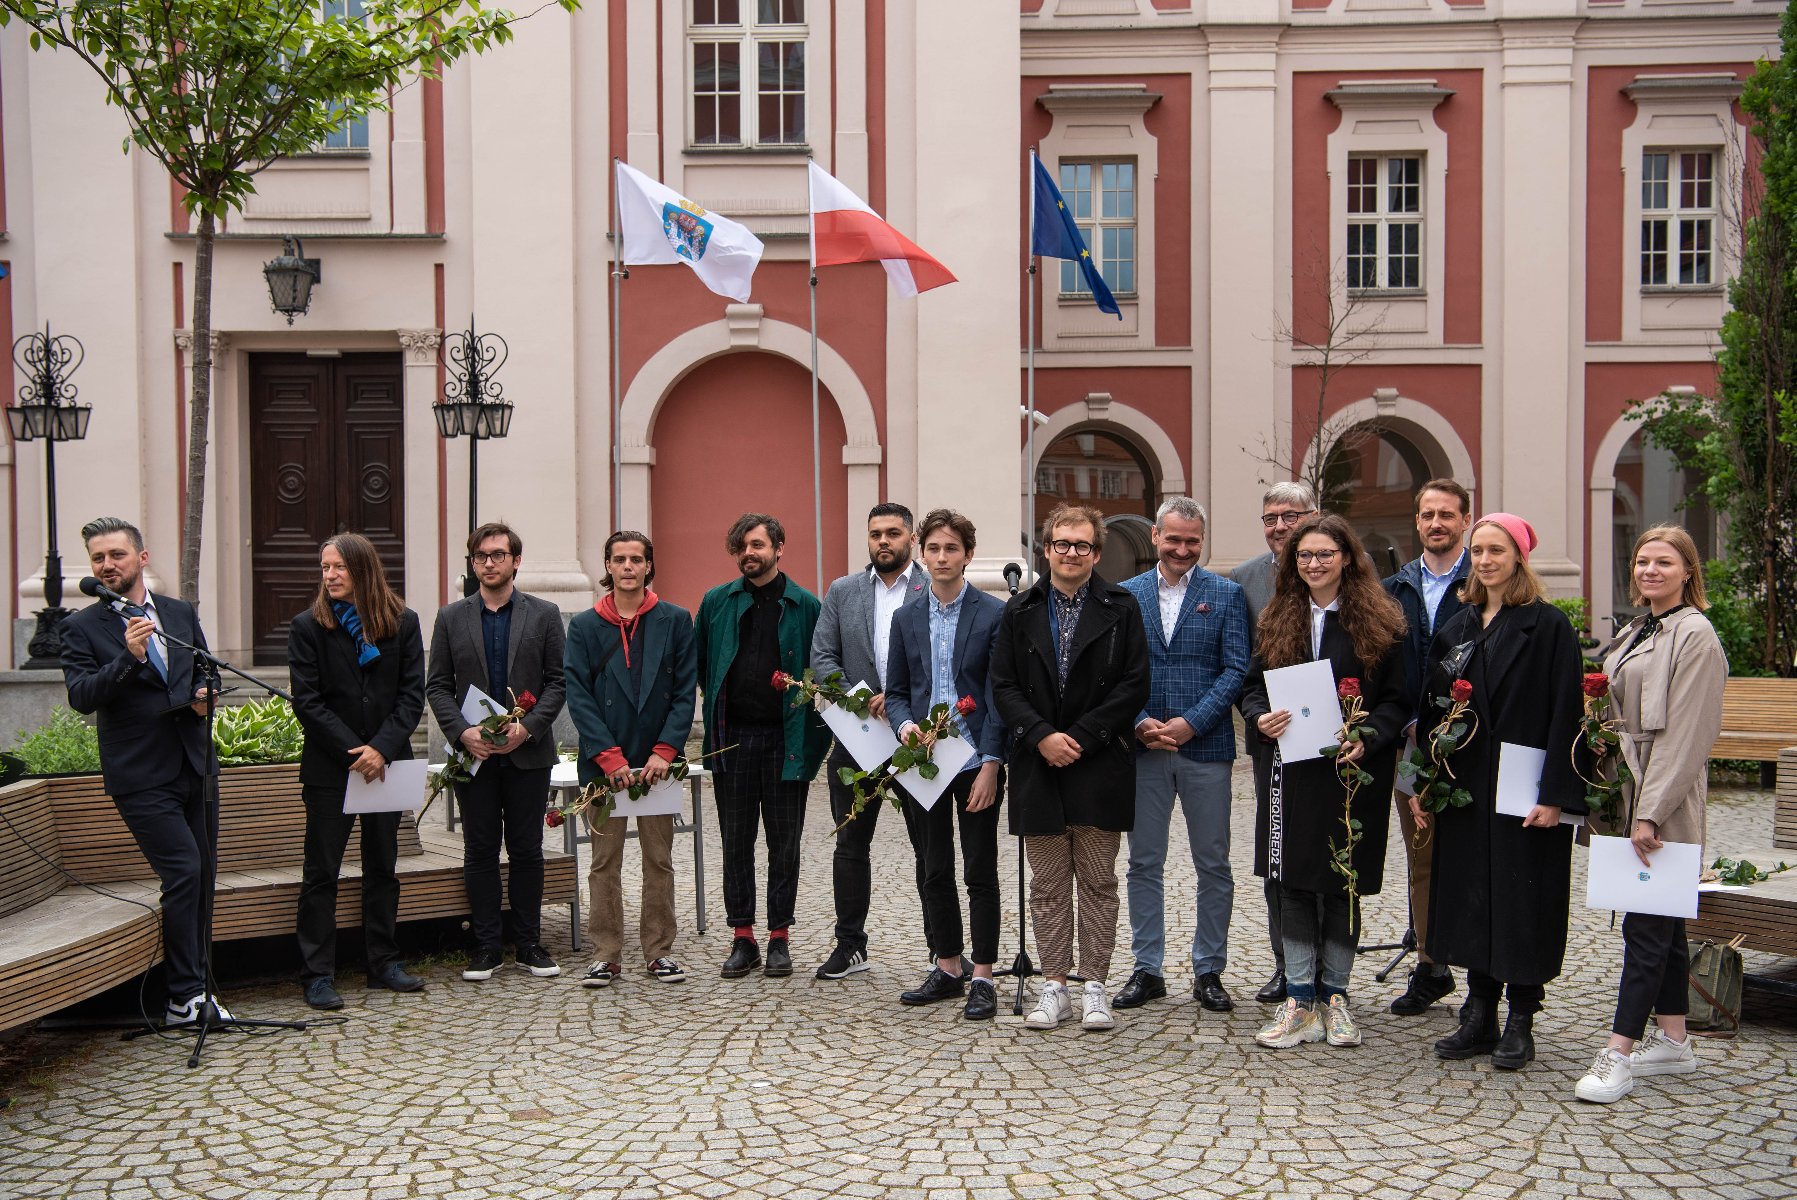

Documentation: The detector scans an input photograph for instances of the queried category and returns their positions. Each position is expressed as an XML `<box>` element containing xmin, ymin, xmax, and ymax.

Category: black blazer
<box><xmin>288</xmin><ymin>606</ymin><xmax>427</xmax><ymax>788</ymax></box>
<box><xmin>425</xmin><ymin>591</ymin><xmax>568</xmax><ymax>772</ymax></box>
<box><xmin>59</xmin><ymin>595</ymin><xmax>217</xmax><ymax>795</ymax></box>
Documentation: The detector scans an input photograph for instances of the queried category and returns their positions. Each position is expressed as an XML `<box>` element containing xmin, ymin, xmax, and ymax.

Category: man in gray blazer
<box><xmin>809</xmin><ymin>503</ymin><xmax>930</xmax><ymax>980</ymax></box>
<box><xmin>426</xmin><ymin>522</ymin><xmax>568</xmax><ymax>982</ymax></box>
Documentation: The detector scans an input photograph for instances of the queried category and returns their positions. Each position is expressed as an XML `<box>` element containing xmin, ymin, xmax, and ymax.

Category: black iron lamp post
<box><xmin>432</xmin><ymin>316</ymin><xmax>513</xmax><ymax>597</ymax></box>
<box><xmin>263</xmin><ymin>236</ymin><xmax>321</xmax><ymax>324</ymax></box>
<box><xmin>8</xmin><ymin>325</ymin><xmax>92</xmax><ymax>669</ymax></box>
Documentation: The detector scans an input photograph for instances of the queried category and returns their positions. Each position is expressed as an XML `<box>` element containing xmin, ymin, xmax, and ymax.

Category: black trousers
<box><xmin>910</xmin><ymin>766</ymin><xmax>1003</xmax><ymax>965</ymax></box>
<box><xmin>1613</xmin><ymin>912</ymin><xmax>1689</xmax><ymax>1039</ymax></box>
<box><xmin>112</xmin><ymin>767</ymin><xmax>213</xmax><ymax>1003</ymax></box>
<box><xmin>826</xmin><ymin>742</ymin><xmax>930</xmax><ymax>956</ymax></box>
<box><xmin>297</xmin><ymin>781</ymin><xmax>401</xmax><ymax>980</ymax></box>
<box><xmin>457</xmin><ymin>760</ymin><xmax>551</xmax><ymax>950</ymax></box>
<box><xmin>713</xmin><ymin>726</ymin><xmax>807</xmax><ymax>932</ymax></box>
<box><xmin>1467</xmin><ymin>969</ymin><xmax>1545</xmax><ymax>1015</ymax></box>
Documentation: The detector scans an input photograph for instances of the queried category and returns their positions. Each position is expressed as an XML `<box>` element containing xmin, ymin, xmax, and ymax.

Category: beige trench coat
<box><xmin>1597</xmin><ymin>607</ymin><xmax>1728</xmax><ymax>849</ymax></box>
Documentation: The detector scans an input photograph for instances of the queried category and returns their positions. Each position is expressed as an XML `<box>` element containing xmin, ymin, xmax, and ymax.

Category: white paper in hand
<box><xmin>343</xmin><ymin>759</ymin><xmax>429</xmax><ymax>814</ymax></box>
<box><xmin>612</xmin><ymin>775</ymin><xmax>687</xmax><ymax>819</ymax></box>
<box><xmin>1586</xmin><ymin>834</ymin><xmax>1700</xmax><ymax>918</ymax></box>
<box><xmin>1495</xmin><ymin>742</ymin><xmax>1583</xmax><ymax>826</ymax></box>
<box><xmin>896</xmin><ymin>735</ymin><xmax>978</xmax><ymax>811</ymax></box>
<box><xmin>459</xmin><ymin>684</ymin><xmax>509</xmax><ymax>779</ymax></box>
<box><xmin>819</xmin><ymin>681</ymin><xmax>900</xmax><ymax>771</ymax></box>
<box><xmin>1263</xmin><ymin>659</ymin><xmax>1340</xmax><ymax>765</ymax></box>
<box><xmin>1394</xmin><ymin>731</ymin><xmax>1419</xmax><ymax>798</ymax></box>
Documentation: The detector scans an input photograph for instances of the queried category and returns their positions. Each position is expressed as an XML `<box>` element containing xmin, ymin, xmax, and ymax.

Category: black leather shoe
<box><xmin>1491</xmin><ymin>1009</ymin><xmax>1536</xmax><ymax>1070</ymax></box>
<box><xmin>1195</xmin><ymin>972</ymin><xmax>1234</xmax><ymax>1012</ymax></box>
<box><xmin>367</xmin><ymin>963</ymin><xmax>424</xmax><ymax>993</ymax></box>
<box><xmin>763</xmin><ymin>938</ymin><xmax>792</xmax><ymax>977</ymax></box>
<box><xmin>720</xmin><ymin>936</ymin><xmax>761</xmax><ymax>978</ymax></box>
<box><xmin>1255</xmin><ymin>968</ymin><xmax>1288</xmax><ymax>1004</ymax></box>
<box><xmin>963</xmin><ymin>978</ymin><xmax>997</xmax><ymax>1020</ymax></box>
<box><xmin>304</xmin><ymin>977</ymin><xmax>344</xmax><ymax>1011</ymax></box>
<box><xmin>1434</xmin><ymin>996</ymin><xmax>1501</xmax><ymax>1059</ymax></box>
<box><xmin>1112</xmin><ymin>969</ymin><xmax>1167</xmax><ymax>1009</ymax></box>
<box><xmin>1390</xmin><ymin>966</ymin><xmax>1456</xmax><ymax>1016</ymax></box>
<box><xmin>901</xmin><ymin>967</ymin><xmax>967</xmax><ymax>1006</ymax></box>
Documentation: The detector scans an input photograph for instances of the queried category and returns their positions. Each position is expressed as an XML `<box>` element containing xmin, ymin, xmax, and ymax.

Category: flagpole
<box><xmin>1026</xmin><ymin>148</ymin><xmax>1039</xmax><ymax>586</ymax></box>
<box><xmin>611</xmin><ymin>157</ymin><xmax>626</xmax><ymax>531</ymax></box>
<box><xmin>808</xmin><ymin>158</ymin><xmax>824</xmax><ymax>594</ymax></box>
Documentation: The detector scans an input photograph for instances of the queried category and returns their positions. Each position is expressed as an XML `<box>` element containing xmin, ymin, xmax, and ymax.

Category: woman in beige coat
<box><xmin>1575</xmin><ymin>525</ymin><xmax>1728</xmax><ymax>1104</ymax></box>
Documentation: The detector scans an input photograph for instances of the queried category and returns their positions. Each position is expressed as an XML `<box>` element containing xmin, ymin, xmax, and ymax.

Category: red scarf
<box><xmin>595</xmin><ymin>589</ymin><xmax>660</xmax><ymax>669</ymax></box>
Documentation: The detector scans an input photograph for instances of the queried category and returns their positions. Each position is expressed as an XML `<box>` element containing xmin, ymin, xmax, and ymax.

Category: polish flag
<box><xmin>807</xmin><ymin>162</ymin><xmax>956</xmax><ymax>297</ymax></box>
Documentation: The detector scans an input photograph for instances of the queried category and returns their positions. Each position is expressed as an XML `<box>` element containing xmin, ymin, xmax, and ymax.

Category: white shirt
<box><xmin>1310</xmin><ymin>598</ymin><xmax>1339</xmax><ymax>661</ymax></box>
<box><xmin>1156</xmin><ymin>564</ymin><xmax>1190</xmax><ymax>646</ymax></box>
<box><xmin>870</xmin><ymin>562</ymin><xmax>919</xmax><ymax>687</ymax></box>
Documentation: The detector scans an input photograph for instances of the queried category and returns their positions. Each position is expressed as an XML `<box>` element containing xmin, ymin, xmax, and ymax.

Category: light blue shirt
<box><xmin>1419</xmin><ymin>549</ymin><xmax>1467</xmax><ymax>636</ymax></box>
<box><xmin>926</xmin><ymin>581</ymin><xmax>1000</xmax><ymax>769</ymax></box>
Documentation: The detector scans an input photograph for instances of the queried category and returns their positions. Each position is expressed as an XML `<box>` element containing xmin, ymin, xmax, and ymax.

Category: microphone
<box><xmin>1002</xmin><ymin>562</ymin><xmax>1023</xmax><ymax>595</ymax></box>
<box><xmin>80</xmin><ymin>576</ymin><xmax>145</xmax><ymax>617</ymax></box>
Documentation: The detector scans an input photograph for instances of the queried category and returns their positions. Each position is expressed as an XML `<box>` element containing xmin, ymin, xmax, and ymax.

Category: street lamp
<box><xmin>263</xmin><ymin>236</ymin><xmax>321</xmax><ymax>324</ymax></box>
<box><xmin>432</xmin><ymin>316</ymin><xmax>513</xmax><ymax>596</ymax></box>
<box><xmin>7</xmin><ymin>325</ymin><xmax>92</xmax><ymax>669</ymax></box>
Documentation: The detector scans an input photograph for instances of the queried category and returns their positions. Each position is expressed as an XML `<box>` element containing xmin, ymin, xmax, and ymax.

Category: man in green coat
<box><xmin>696</xmin><ymin>513</ymin><xmax>829</xmax><ymax>980</ymax></box>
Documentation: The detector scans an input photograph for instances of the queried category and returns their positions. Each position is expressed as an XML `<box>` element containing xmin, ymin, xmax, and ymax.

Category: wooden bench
<box><xmin>0</xmin><ymin>764</ymin><xmax>575</xmax><ymax>1031</ymax></box>
<box><xmin>1717</xmin><ymin>678</ymin><xmax>1797</xmax><ymax>785</ymax></box>
<box><xmin>1687</xmin><ymin>748</ymin><xmax>1797</xmax><ymax>994</ymax></box>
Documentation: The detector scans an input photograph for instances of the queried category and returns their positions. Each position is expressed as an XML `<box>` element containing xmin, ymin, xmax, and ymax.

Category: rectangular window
<box><xmin>1641</xmin><ymin>150</ymin><xmax>1716</xmax><ymax>287</ymax></box>
<box><xmin>1345</xmin><ymin>155</ymin><xmax>1423</xmax><ymax>292</ymax></box>
<box><xmin>1056</xmin><ymin>160</ymin><xmax>1136</xmax><ymax>296</ymax></box>
<box><xmin>688</xmin><ymin>0</ymin><xmax>805</xmax><ymax>148</ymax></box>
<box><xmin>308</xmin><ymin>2</ymin><xmax>370</xmax><ymax>152</ymax></box>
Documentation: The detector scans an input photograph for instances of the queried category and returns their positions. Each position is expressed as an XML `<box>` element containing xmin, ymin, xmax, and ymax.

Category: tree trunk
<box><xmin>180</xmin><ymin>207</ymin><xmax>215</xmax><ymax>604</ymax></box>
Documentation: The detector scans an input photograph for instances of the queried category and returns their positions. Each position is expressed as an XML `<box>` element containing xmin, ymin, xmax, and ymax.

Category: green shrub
<box><xmin>212</xmin><ymin>697</ymin><xmax>304</xmax><ymax>766</ymax></box>
<box><xmin>11</xmin><ymin>707</ymin><xmax>101</xmax><ymax>776</ymax></box>
<box><xmin>1699</xmin><ymin>559</ymin><xmax>1774</xmax><ymax>677</ymax></box>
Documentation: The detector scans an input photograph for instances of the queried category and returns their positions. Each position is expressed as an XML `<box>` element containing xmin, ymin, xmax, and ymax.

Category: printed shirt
<box><xmin>1419</xmin><ymin>549</ymin><xmax>1467</xmax><ymax>636</ymax></box>
<box><xmin>1156</xmin><ymin>563</ymin><xmax>1191</xmax><ymax>646</ymax></box>
<box><xmin>1048</xmin><ymin>580</ymin><xmax>1091</xmax><ymax>687</ymax></box>
<box><xmin>870</xmin><ymin>562</ymin><xmax>919</xmax><ymax>687</ymax></box>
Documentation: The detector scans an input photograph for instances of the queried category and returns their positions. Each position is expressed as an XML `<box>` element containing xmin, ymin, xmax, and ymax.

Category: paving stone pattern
<box><xmin>3</xmin><ymin>765</ymin><xmax>1794</xmax><ymax>1199</ymax></box>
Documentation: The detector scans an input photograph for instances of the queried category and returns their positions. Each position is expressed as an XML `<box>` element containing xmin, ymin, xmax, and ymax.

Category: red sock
<box><xmin>768</xmin><ymin>928</ymin><xmax>789</xmax><ymax>941</ymax></box>
<box><xmin>733</xmin><ymin>925</ymin><xmax>755</xmax><ymax>940</ymax></box>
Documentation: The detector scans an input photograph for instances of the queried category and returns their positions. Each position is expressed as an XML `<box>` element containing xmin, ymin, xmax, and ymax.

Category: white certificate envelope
<box><xmin>1495</xmin><ymin>741</ymin><xmax>1584</xmax><ymax>826</ymax></box>
<box><xmin>611</xmin><ymin>775</ymin><xmax>686</xmax><ymax>819</ymax></box>
<box><xmin>1263</xmin><ymin>659</ymin><xmax>1339</xmax><ymax>764</ymax></box>
<box><xmin>1586</xmin><ymin>834</ymin><xmax>1700</xmax><ymax>919</ymax></box>
<box><xmin>896</xmin><ymin>735</ymin><xmax>978</xmax><ymax>811</ymax></box>
<box><xmin>343</xmin><ymin>758</ymin><xmax>429</xmax><ymax>814</ymax></box>
<box><xmin>459</xmin><ymin>684</ymin><xmax>510</xmax><ymax>779</ymax></box>
<box><xmin>1394</xmin><ymin>731</ymin><xmax>1418</xmax><ymax>798</ymax></box>
<box><xmin>819</xmin><ymin>680</ymin><xmax>900</xmax><ymax>772</ymax></box>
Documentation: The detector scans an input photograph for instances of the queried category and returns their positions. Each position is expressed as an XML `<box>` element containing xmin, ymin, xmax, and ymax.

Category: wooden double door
<box><xmin>249</xmin><ymin>353</ymin><xmax>406</xmax><ymax>662</ymax></box>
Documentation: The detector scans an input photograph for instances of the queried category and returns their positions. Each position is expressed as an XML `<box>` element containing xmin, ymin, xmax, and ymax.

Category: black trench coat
<box><xmin>1421</xmin><ymin>599</ymin><xmax>1587</xmax><ymax>986</ymax></box>
<box><xmin>990</xmin><ymin>572</ymin><xmax>1152</xmax><ymax>836</ymax></box>
<box><xmin>1240</xmin><ymin>612</ymin><xmax>1409</xmax><ymax>896</ymax></box>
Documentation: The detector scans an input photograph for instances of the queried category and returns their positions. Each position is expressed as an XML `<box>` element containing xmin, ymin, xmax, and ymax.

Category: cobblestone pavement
<box><xmin>3</xmin><ymin>765</ymin><xmax>1794</xmax><ymax>1200</ymax></box>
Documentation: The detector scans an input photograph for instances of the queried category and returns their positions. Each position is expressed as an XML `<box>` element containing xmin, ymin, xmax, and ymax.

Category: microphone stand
<box><xmin>989</xmin><ymin>566</ymin><xmax>1040</xmax><ymax>1014</ymax></box>
<box><xmin>120</xmin><ymin>624</ymin><xmax>323</xmax><ymax>1067</ymax></box>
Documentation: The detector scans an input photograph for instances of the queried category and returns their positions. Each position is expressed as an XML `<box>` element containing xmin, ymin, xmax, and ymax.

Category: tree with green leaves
<box><xmin>1632</xmin><ymin>2</ymin><xmax>1797</xmax><ymax>678</ymax></box>
<box><xmin>0</xmin><ymin>0</ymin><xmax>576</xmax><ymax>601</ymax></box>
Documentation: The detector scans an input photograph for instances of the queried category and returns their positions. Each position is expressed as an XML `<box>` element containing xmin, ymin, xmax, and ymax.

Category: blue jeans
<box><xmin>1125</xmin><ymin>754</ymin><xmax>1233</xmax><ymax>976</ymax></box>
<box><xmin>1280</xmin><ymin>884</ymin><xmax>1355</xmax><ymax>1002</ymax></box>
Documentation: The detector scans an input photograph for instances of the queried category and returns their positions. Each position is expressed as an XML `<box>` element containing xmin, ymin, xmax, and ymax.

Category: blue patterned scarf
<box><xmin>331</xmin><ymin>600</ymin><xmax>381</xmax><ymax>667</ymax></box>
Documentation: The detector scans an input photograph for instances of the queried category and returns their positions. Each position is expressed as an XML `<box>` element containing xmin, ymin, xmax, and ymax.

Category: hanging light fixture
<box><xmin>263</xmin><ymin>236</ymin><xmax>322</xmax><ymax>324</ymax></box>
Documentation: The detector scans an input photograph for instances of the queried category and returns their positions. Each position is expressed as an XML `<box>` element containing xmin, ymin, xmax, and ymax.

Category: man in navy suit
<box><xmin>59</xmin><ymin>516</ymin><xmax>222</xmax><ymax>1026</ymax></box>
<box><xmin>1115</xmin><ymin>498</ymin><xmax>1251</xmax><ymax>1015</ymax></box>
<box><xmin>885</xmin><ymin>509</ymin><xmax>1008</xmax><ymax>1020</ymax></box>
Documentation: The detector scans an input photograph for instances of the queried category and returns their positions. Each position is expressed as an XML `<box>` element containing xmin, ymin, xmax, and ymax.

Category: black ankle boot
<box><xmin>1491</xmin><ymin>1008</ymin><xmax>1536</xmax><ymax>1070</ymax></box>
<box><xmin>1433</xmin><ymin>995</ymin><xmax>1500</xmax><ymax>1059</ymax></box>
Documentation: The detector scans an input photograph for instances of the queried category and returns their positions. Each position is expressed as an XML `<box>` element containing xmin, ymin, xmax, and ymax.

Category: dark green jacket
<box><xmin>563</xmin><ymin>600</ymin><xmax>697</xmax><ymax>788</ymax></box>
<box><xmin>695</xmin><ymin>575</ymin><xmax>829</xmax><ymax>782</ymax></box>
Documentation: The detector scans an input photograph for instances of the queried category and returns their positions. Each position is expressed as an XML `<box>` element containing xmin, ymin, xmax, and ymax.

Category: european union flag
<box><xmin>1030</xmin><ymin>155</ymin><xmax>1121</xmax><ymax>319</ymax></box>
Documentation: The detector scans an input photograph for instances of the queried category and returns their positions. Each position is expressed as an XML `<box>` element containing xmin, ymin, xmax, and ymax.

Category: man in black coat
<box><xmin>991</xmin><ymin>504</ymin><xmax>1150</xmax><ymax>1033</ymax></box>
<box><xmin>59</xmin><ymin>517</ymin><xmax>222</xmax><ymax>1025</ymax></box>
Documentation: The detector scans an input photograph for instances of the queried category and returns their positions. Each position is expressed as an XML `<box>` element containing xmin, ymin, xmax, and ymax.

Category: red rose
<box><xmin>516</xmin><ymin>690</ymin><xmax>538</xmax><ymax>714</ymax></box>
<box><xmin>544</xmin><ymin>809</ymin><xmax>564</xmax><ymax>829</ymax></box>
<box><xmin>955</xmin><ymin>695</ymin><xmax>978</xmax><ymax>716</ymax></box>
<box><xmin>772</xmin><ymin>671</ymin><xmax>792</xmax><ymax>691</ymax></box>
<box><xmin>1337</xmin><ymin>678</ymin><xmax>1362</xmax><ymax>699</ymax></box>
<box><xmin>1583</xmin><ymin>673</ymin><xmax>1610</xmax><ymax>699</ymax></box>
<box><xmin>1451</xmin><ymin>679</ymin><xmax>1474</xmax><ymax>703</ymax></box>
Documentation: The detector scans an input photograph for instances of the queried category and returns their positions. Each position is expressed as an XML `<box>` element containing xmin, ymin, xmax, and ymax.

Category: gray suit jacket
<box><xmin>1230</xmin><ymin>552</ymin><xmax>1278</xmax><ymax>625</ymax></box>
<box><xmin>425</xmin><ymin>589</ymin><xmax>568</xmax><ymax>771</ymax></box>
<box><xmin>810</xmin><ymin>563</ymin><xmax>927</xmax><ymax>692</ymax></box>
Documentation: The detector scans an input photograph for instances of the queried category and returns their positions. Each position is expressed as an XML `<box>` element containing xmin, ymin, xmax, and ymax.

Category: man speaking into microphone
<box><xmin>59</xmin><ymin>517</ymin><xmax>222</xmax><ymax>1025</ymax></box>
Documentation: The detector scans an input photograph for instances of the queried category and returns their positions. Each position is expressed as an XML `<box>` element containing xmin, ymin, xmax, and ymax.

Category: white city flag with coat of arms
<box><xmin>615</xmin><ymin>160</ymin><xmax>764</xmax><ymax>303</ymax></box>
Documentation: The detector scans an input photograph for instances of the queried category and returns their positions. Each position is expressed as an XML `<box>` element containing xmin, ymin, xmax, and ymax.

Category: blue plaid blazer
<box><xmin>1122</xmin><ymin>565</ymin><xmax>1252</xmax><ymax>763</ymax></box>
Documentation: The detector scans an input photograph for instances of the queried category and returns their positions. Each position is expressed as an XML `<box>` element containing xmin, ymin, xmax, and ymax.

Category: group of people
<box><xmin>59</xmin><ymin>477</ymin><xmax>1728</xmax><ymax>1104</ymax></box>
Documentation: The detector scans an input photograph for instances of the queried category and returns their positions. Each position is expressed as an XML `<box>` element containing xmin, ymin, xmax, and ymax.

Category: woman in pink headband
<box><xmin>1406</xmin><ymin>510</ymin><xmax>1586</xmax><ymax>1072</ymax></box>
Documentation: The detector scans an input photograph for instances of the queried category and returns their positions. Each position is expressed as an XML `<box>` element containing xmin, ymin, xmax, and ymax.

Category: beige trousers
<box><xmin>1025</xmin><ymin>825</ymin><xmax>1122</xmax><ymax>982</ymax></box>
<box><xmin>586</xmin><ymin>814</ymin><xmax>677</xmax><ymax>965</ymax></box>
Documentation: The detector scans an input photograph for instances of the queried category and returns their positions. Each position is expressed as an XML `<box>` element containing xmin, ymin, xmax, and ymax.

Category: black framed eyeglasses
<box><xmin>1048</xmin><ymin>539</ymin><xmax>1095</xmax><ymax>557</ymax></box>
<box><xmin>471</xmin><ymin>551</ymin><xmax>513</xmax><ymax>565</ymax></box>
<box><xmin>1261</xmin><ymin>509</ymin><xmax>1317</xmax><ymax>528</ymax></box>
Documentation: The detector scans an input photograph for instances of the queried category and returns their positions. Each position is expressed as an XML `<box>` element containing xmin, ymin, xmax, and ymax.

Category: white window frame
<box><xmin>1639</xmin><ymin>148</ymin><xmax>1718</xmax><ymax>289</ymax></box>
<box><xmin>686</xmin><ymin>0</ymin><xmax>809</xmax><ymax>150</ymax></box>
<box><xmin>1054</xmin><ymin>160</ymin><xmax>1138</xmax><ymax>300</ymax></box>
<box><xmin>1345</xmin><ymin>154</ymin><xmax>1424</xmax><ymax>294</ymax></box>
<box><xmin>310</xmin><ymin>1</ymin><xmax>370</xmax><ymax>154</ymax></box>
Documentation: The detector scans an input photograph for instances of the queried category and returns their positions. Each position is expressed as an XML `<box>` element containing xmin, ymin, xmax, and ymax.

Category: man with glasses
<box><xmin>992</xmin><ymin>505</ymin><xmax>1151</xmax><ymax>1032</ymax></box>
<box><xmin>426</xmin><ymin>522</ymin><xmax>568</xmax><ymax>981</ymax></box>
<box><xmin>1231</xmin><ymin>481</ymin><xmax>1317</xmax><ymax>1006</ymax></box>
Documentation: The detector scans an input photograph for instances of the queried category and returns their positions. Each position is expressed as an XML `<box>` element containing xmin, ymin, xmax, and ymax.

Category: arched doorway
<box><xmin>1324</xmin><ymin>425</ymin><xmax>1433</xmax><ymax>575</ymax></box>
<box><xmin>1609</xmin><ymin>426</ymin><xmax>1716</xmax><ymax>628</ymax></box>
<box><xmin>1033</xmin><ymin>427</ymin><xmax>1158</xmax><ymax>577</ymax></box>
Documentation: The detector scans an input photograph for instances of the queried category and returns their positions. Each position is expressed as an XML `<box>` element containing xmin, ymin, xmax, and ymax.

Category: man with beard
<box><xmin>1381</xmin><ymin>478</ymin><xmax>1473</xmax><ymax>1015</ymax></box>
<box><xmin>696</xmin><ymin>513</ymin><xmax>830</xmax><ymax>979</ymax></box>
<box><xmin>810</xmin><ymin>504</ymin><xmax>930</xmax><ymax>980</ymax></box>
<box><xmin>59</xmin><ymin>517</ymin><xmax>223</xmax><ymax>1025</ymax></box>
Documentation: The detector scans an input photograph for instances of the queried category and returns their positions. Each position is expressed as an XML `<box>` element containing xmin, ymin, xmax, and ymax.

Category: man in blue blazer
<box><xmin>1116</xmin><ymin>498</ymin><xmax>1251</xmax><ymax>1015</ymax></box>
<box><xmin>885</xmin><ymin>509</ymin><xmax>1009</xmax><ymax>1020</ymax></box>
<box><xmin>59</xmin><ymin>517</ymin><xmax>222</xmax><ymax>1026</ymax></box>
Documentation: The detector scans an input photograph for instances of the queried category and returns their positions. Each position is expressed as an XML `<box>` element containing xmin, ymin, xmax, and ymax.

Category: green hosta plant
<box><xmin>10</xmin><ymin>706</ymin><xmax>101</xmax><ymax>775</ymax></box>
<box><xmin>211</xmin><ymin>697</ymin><xmax>303</xmax><ymax>766</ymax></box>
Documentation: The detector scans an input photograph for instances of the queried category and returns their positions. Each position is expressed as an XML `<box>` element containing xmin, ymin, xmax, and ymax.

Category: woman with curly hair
<box><xmin>1240</xmin><ymin>513</ymin><xmax>1410</xmax><ymax>1049</ymax></box>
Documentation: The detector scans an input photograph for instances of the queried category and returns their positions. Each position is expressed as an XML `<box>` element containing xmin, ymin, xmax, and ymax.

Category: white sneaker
<box><xmin>1630</xmin><ymin>1026</ymin><xmax>1698</xmax><ymax>1077</ymax></box>
<box><xmin>1024</xmin><ymin>982</ymin><xmax>1072</xmax><ymax>1029</ymax></box>
<box><xmin>1255</xmin><ymin>998</ymin><xmax>1324</xmax><ymax>1048</ymax></box>
<box><xmin>164</xmin><ymin>994</ymin><xmax>233</xmax><ymax>1026</ymax></box>
<box><xmin>1575</xmin><ymin>1048</ymin><xmax>1634</xmax><ymax>1103</ymax></box>
<box><xmin>1323</xmin><ymin>994</ymin><xmax>1361</xmax><ymax>1047</ymax></box>
<box><xmin>1081</xmin><ymin>980</ymin><xmax>1115</xmax><ymax>1031</ymax></box>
